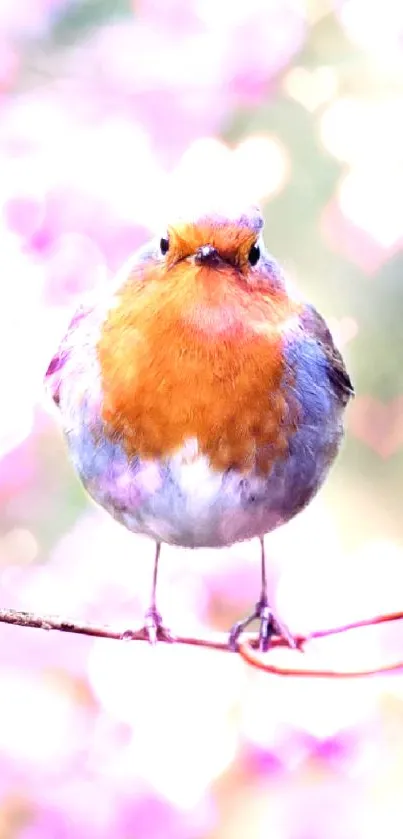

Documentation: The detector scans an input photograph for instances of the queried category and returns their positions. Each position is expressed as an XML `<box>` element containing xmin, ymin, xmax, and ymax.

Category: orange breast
<box><xmin>97</xmin><ymin>262</ymin><xmax>301</xmax><ymax>475</ymax></box>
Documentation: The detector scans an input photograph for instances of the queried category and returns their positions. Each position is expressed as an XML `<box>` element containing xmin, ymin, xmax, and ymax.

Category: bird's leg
<box><xmin>144</xmin><ymin>541</ymin><xmax>162</xmax><ymax>643</ymax></box>
<box><xmin>229</xmin><ymin>537</ymin><xmax>297</xmax><ymax>652</ymax></box>
<box><xmin>143</xmin><ymin>542</ymin><xmax>175</xmax><ymax>644</ymax></box>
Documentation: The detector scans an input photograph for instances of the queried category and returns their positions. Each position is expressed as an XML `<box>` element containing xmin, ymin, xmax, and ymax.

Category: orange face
<box><xmin>164</xmin><ymin>220</ymin><xmax>258</xmax><ymax>273</ymax></box>
<box><xmin>97</xmin><ymin>219</ymin><xmax>302</xmax><ymax>475</ymax></box>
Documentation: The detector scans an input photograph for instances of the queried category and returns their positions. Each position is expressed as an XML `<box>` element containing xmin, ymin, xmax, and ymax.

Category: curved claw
<box><xmin>270</xmin><ymin>613</ymin><xmax>298</xmax><ymax>651</ymax></box>
<box><xmin>120</xmin><ymin>610</ymin><xmax>176</xmax><ymax>645</ymax></box>
<box><xmin>228</xmin><ymin>599</ymin><xmax>297</xmax><ymax>653</ymax></box>
<box><xmin>144</xmin><ymin>608</ymin><xmax>176</xmax><ymax>645</ymax></box>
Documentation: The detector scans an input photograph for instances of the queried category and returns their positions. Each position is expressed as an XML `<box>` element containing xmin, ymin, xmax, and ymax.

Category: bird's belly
<box><xmin>67</xmin><ymin>412</ymin><xmax>342</xmax><ymax>547</ymax></box>
<box><xmin>62</xmin><ymin>326</ymin><xmax>346</xmax><ymax>547</ymax></box>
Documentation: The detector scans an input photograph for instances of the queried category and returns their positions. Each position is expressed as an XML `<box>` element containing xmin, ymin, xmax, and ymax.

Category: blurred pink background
<box><xmin>1</xmin><ymin>1</ymin><xmax>403</xmax><ymax>837</ymax></box>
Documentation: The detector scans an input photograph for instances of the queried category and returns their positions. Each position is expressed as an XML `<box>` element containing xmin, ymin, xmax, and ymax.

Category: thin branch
<box><xmin>240</xmin><ymin>642</ymin><xmax>403</xmax><ymax>678</ymax></box>
<box><xmin>305</xmin><ymin>611</ymin><xmax>403</xmax><ymax>641</ymax></box>
<box><xmin>0</xmin><ymin>608</ymin><xmax>236</xmax><ymax>652</ymax></box>
<box><xmin>0</xmin><ymin>608</ymin><xmax>403</xmax><ymax>676</ymax></box>
<box><xmin>240</xmin><ymin>611</ymin><xmax>403</xmax><ymax>677</ymax></box>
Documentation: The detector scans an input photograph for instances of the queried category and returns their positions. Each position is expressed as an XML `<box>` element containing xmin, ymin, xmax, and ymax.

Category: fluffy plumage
<box><xmin>46</xmin><ymin>206</ymin><xmax>354</xmax><ymax>548</ymax></box>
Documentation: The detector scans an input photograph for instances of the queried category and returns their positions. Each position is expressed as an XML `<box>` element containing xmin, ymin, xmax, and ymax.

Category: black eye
<box><xmin>160</xmin><ymin>236</ymin><xmax>169</xmax><ymax>255</ymax></box>
<box><xmin>248</xmin><ymin>243</ymin><xmax>260</xmax><ymax>266</ymax></box>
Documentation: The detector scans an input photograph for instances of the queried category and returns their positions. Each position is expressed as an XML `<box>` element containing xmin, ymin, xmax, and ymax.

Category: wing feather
<box><xmin>300</xmin><ymin>304</ymin><xmax>354</xmax><ymax>405</ymax></box>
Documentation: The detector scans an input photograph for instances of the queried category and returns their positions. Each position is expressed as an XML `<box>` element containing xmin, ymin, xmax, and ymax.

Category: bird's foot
<box><xmin>143</xmin><ymin>607</ymin><xmax>176</xmax><ymax>645</ymax></box>
<box><xmin>228</xmin><ymin>597</ymin><xmax>297</xmax><ymax>652</ymax></box>
<box><xmin>121</xmin><ymin>608</ymin><xmax>176</xmax><ymax>645</ymax></box>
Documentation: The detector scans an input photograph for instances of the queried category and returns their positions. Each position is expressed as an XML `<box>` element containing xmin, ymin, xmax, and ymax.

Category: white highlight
<box><xmin>89</xmin><ymin>640</ymin><xmax>244</xmax><ymax>808</ymax></box>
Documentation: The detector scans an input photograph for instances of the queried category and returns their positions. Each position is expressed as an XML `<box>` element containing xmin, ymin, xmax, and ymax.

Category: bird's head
<box><xmin>162</xmin><ymin>207</ymin><xmax>262</xmax><ymax>270</ymax></box>
<box><xmin>150</xmin><ymin>206</ymin><xmax>284</xmax><ymax>295</ymax></box>
<box><xmin>107</xmin><ymin>205</ymin><xmax>296</xmax><ymax>340</ymax></box>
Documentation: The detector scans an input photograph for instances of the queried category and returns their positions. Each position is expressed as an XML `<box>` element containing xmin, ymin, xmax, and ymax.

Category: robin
<box><xmin>45</xmin><ymin>205</ymin><xmax>354</xmax><ymax>650</ymax></box>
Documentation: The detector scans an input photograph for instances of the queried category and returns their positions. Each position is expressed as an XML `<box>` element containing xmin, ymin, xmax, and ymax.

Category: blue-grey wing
<box><xmin>45</xmin><ymin>305</ymin><xmax>92</xmax><ymax>406</ymax></box>
<box><xmin>299</xmin><ymin>303</ymin><xmax>354</xmax><ymax>406</ymax></box>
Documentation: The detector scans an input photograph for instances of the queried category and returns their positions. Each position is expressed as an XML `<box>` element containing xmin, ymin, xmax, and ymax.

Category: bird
<box><xmin>45</xmin><ymin>205</ymin><xmax>354</xmax><ymax>651</ymax></box>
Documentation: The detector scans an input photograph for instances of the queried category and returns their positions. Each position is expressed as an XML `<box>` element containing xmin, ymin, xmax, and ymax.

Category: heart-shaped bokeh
<box><xmin>348</xmin><ymin>395</ymin><xmax>403</xmax><ymax>458</ymax></box>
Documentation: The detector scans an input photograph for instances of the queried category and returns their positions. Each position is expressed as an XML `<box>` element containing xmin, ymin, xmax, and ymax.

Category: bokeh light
<box><xmin>0</xmin><ymin>1</ymin><xmax>402</xmax><ymax>838</ymax></box>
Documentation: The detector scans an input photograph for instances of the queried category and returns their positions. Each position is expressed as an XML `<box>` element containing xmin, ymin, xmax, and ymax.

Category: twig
<box><xmin>240</xmin><ymin>642</ymin><xmax>403</xmax><ymax>678</ymax></box>
<box><xmin>0</xmin><ymin>608</ymin><xmax>235</xmax><ymax>651</ymax></box>
<box><xmin>239</xmin><ymin>611</ymin><xmax>403</xmax><ymax>677</ymax></box>
<box><xmin>0</xmin><ymin>608</ymin><xmax>403</xmax><ymax>676</ymax></box>
<box><xmin>305</xmin><ymin>611</ymin><xmax>403</xmax><ymax>641</ymax></box>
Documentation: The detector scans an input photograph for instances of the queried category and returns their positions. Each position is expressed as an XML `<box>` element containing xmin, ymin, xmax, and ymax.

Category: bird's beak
<box><xmin>193</xmin><ymin>245</ymin><xmax>222</xmax><ymax>266</ymax></box>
